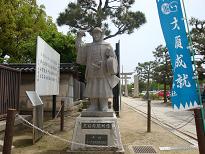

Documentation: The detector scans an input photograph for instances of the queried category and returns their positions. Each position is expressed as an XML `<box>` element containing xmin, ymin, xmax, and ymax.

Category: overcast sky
<box><xmin>37</xmin><ymin>0</ymin><xmax>205</xmax><ymax>81</ymax></box>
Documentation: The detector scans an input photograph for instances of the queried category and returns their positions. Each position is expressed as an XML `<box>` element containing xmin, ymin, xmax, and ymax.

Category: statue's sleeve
<box><xmin>106</xmin><ymin>44</ymin><xmax>120</xmax><ymax>88</ymax></box>
<box><xmin>106</xmin><ymin>44</ymin><xmax>115</xmax><ymax>58</ymax></box>
<box><xmin>75</xmin><ymin>39</ymin><xmax>87</xmax><ymax>65</ymax></box>
<box><xmin>106</xmin><ymin>44</ymin><xmax>119</xmax><ymax>75</ymax></box>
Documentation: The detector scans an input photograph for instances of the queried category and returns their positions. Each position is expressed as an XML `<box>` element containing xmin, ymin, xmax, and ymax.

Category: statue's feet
<box><xmin>99</xmin><ymin>102</ymin><xmax>108</xmax><ymax>112</ymax></box>
<box><xmin>86</xmin><ymin>103</ymin><xmax>98</xmax><ymax>111</ymax></box>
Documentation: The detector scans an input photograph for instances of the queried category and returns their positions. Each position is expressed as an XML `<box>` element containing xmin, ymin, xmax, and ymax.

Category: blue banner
<box><xmin>156</xmin><ymin>0</ymin><xmax>199</xmax><ymax>110</ymax></box>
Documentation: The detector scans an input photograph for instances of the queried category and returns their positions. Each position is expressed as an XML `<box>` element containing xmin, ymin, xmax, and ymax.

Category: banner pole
<box><xmin>181</xmin><ymin>0</ymin><xmax>205</xmax><ymax>133</ymax></box>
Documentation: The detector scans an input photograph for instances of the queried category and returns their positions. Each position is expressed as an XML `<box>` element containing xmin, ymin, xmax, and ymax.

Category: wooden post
<box><xmin>60</xmin><ymin>100</ymin><xmax>65</xmax><ymax>131</ymax></box>
<box><xmin>194</xmin><ymin>109</ymin><xmax>205</xmax><ymax>154</ymax></box>
<box><xmin>113</xmin><ymin>42</ymin><xmax>120</xmax><ymax>117</ymax></box>
<box><xmin>147</xmin><ymin>99</ymin><xmax>151</xmax><ymax>132</ymax></box>
<box><xmin>163</xmin><ymin>50</ymin><xmax>168</xmax><ymax>104</ymax></box>
<box><xmin>3</xmin><ymin>109</ymin><xmax>16</xmax><ymax>154</ymax></box>
<box><xmin>52</xmin><ymin>95</ymin><xmax>56</xmax><ymax>119</ymax></box>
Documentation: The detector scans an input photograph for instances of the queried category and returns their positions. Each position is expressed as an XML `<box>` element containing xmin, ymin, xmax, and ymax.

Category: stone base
<box><xmin>71</xmin><ymin>113</ymin><xmax>124</xmax><ymax>153</ymax></box>
<box><xmin>81</xmin><ymin>110</ymin><xmax>114</xmax><ymax>117</ymax></box>
<box><xmin>66</xmin><ymin>150</ymin><xmax>124</xmax><ymax>154</ymax></box>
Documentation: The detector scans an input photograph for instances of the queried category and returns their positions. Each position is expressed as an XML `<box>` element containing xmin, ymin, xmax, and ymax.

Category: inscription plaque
<box><xmin>85</xmin><ymin>134</ymin><xmax>108</xmax><ymax>145</ymax></box>
<box><xmin>82</xmin><ymin>123</ymin><xmax>112</xmax><ymax>129</ymax></box>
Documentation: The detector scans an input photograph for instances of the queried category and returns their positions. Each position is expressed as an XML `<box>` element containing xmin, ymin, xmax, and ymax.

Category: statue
<box><xmin>75</xmin><ymin>27</ymin><xmax>119</xmax><ymax>112</ymax></box>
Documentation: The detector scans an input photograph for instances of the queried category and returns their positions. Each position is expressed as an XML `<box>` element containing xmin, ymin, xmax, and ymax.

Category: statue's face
<box><xmin>93</xmin><ymin>31</ymin><xmax>102</xmax><ymax>42</ymax></box>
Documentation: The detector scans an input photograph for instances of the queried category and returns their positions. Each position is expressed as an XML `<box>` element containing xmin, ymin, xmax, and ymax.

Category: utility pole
<box><xmin>163</xmin><ymin>48</ymin><xmax>168</xmax><ymax>103</ymax></box>
<box><xmin>146</xmin><ymin>63</ymin><xmax>151</xmax><ymax>132</ymax></box>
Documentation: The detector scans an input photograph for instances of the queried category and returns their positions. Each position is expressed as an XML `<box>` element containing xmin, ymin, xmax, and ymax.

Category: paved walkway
<box><xmin>122</xmin><ymin>97</ymin><xmax>198</xmax><ymax>146</ymax></box>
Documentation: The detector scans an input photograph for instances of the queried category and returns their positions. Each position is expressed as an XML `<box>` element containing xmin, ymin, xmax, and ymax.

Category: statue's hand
<box><xmin>77</xmin><ymin>30</ymin><xmax>86</xmax><ymax>38</ymax></box>
<box><xmin>76</xmin><ymin>31</ymin><xmax>86</xmax><ymax>49</ymax></box>
<box><xmin>106</xmin><ymin>46</ymin><xmax>114</xmax><ymax>58</ymax></box>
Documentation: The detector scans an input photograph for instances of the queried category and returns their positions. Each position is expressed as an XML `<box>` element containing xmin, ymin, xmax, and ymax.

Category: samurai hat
<box><xmin>91</xmin><ymin>27</ymin><xmax>103</xmax><ymax>34</ymax></box>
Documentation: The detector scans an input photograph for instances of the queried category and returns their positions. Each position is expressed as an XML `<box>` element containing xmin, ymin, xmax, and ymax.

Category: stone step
<box><xmin>0</xmin><ymin>115</ymin><xmax>32</xmax><ymax>139</ymax></box>
<box><xmin>81</xmin><ymin>110</ymin><xmax>114</xmax><ymax>117</ymax></box>
<box><xmin>66</xmin><ymin>150</ymin><xmax>124</xmax><ymax>154</ymax></box>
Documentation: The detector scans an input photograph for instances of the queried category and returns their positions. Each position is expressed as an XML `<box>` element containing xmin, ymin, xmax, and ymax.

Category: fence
<box><xmin>0</xmin><ymin>65</ymin><xmax>21</xmax><ymax>120</ymax></box>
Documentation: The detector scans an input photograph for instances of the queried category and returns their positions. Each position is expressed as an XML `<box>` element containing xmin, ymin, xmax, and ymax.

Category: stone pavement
<box><xmin>121</xmin><ymin>97</ymin><xmax>198</xmax><ymax>146</ymax></box>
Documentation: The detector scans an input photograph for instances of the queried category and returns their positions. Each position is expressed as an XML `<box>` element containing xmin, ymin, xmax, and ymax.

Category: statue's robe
<box><xmin>76</xmin><ymin>41</ymin><xmax>119</xmax><ymax>98</ymax></box>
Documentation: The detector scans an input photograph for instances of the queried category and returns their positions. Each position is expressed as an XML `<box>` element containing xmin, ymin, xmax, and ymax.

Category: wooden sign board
<box><xmin>35</xmin><ymin>36</ymin><xmax>60</xmax><ymax>96</ymax></box>
<box><xmin>26</xmin><ymin>91</ymin><xmax>43</xmax><ymax>106</ymax></box>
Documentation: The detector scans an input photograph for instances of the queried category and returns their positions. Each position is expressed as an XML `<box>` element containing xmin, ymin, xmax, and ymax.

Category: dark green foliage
<box><xmin>135</xmin><ymin>61</ymin><xmax>157</xmax><ymax>99</ymax></box>
<box><xmin>121</xmin><ymin>83</ymin><xmax>134</xmax><ymax>96</ymax></box>
<box><xmin>135</xmin><ymin>61</ymin><xmax>157</xmax><ymax>81</ymax></box>
<box><xmin>152</xmin><ymin>45</ymin><xmax>172</xmax><ymax>103</ymax></box>
<box><xmin>0</xmin><ymin>0</ymin><xmax>76</xmax><ymax>63</ymax></box>
<box><xmin>57</xmin><ymin>0</ymin><xmax>146</xmax><ymax>40</ymax></box>
<box><xmin>138</xmin><ymin>81</ymin><xmax>146</xmax><ymax>93</ymax></box>
<box><xmin>152</xmin><ymin>45</ymin><xmax>173</xmax><ymax>86</ymax></box>
<box><xmin>190</xmin><ymin>18</ymin><xmax>205</xmax><ymax>57</ymax></box>
<box><xmin>0</xmin><ymin>0</ymin><xmax>47</xmax><ymax>63</ymax></box>
<box><xmin>190</xmin><ymin>17</ymin><xmax>205</xmax><ymax>81</ymax></box>
<box><xmin>40</xmin><ymin>28</ymin><xmax>76</xmax><ymax>63</ymax></box>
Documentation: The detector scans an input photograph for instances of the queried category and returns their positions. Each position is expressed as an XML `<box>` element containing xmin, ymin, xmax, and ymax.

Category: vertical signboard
<box><xmin>35</xmin><ymin>36</ymin><xmax>60</xmax><ymax>95</ymax></box>
<box><xmin>156</xmin><ymin>0</ymin><xmax>199</xmax><ymax>110</ymax></box>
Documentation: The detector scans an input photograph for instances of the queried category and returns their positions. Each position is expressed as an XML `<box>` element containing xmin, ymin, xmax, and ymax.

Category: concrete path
<box><xmin>122</xmin><ymin>97</ymin><xmax>198</xmax><ymax>146</ymax></box>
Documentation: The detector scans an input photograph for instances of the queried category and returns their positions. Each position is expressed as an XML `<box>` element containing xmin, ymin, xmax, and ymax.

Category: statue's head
<box><xmin>91</xmin><ymin>27</ymin><xmax>103</xmax><ymax>42</ymax></box>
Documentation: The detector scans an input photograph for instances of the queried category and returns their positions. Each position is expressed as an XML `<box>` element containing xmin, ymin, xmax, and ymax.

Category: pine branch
<box><xmin>104</xmin><ymin>28</ymin><xmax>123</xmax><ymax>40</ymax></box>
<box><xmin>98</xmin><ymin>0</ymin><xmax>102</xmax><ymax>10</ymax></box>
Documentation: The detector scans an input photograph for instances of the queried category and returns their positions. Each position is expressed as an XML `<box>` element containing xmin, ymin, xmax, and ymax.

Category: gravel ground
<box><xmin>11</xmin><ymin>102</ymin><xmax>199</xmax><ymax>154</ymax></box>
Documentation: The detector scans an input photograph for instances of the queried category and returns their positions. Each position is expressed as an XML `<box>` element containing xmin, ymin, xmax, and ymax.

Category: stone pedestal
<box><xmin>70</xmin><ymin>111</ymin><xmax>124</xmax><ymax>153</ymax></box>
